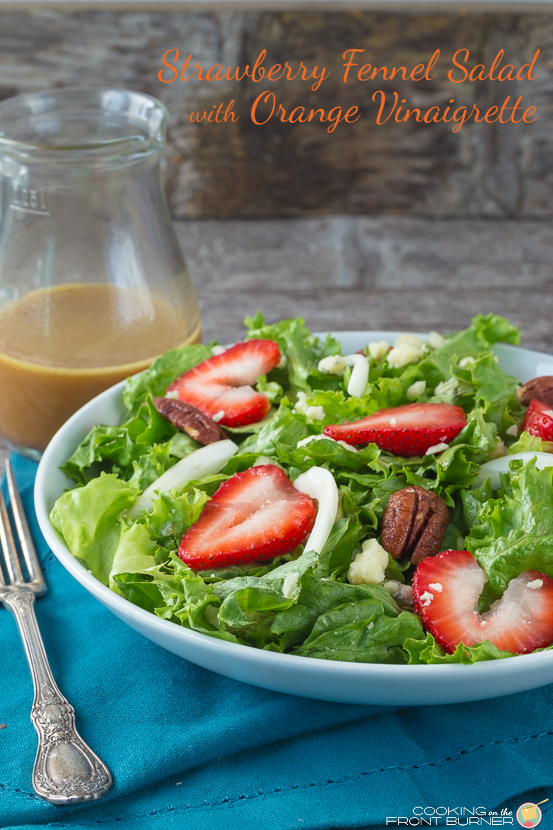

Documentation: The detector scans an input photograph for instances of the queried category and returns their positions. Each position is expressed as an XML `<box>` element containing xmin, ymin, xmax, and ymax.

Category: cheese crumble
<box><xmin>419</xmin><ymin>591</ymin><xmax>434</xmax><ymax>607</ymax></box>
<box><xmin>347</xmin><ymin>539</ymin><xmax>389</xmax><ymax>585</ymax></box>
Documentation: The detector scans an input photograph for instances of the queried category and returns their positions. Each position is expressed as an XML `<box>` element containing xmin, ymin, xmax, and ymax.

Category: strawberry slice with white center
<box><xmin>323</xmin><ymin>402</ymin><xmax>466</xmax><ymax>457</ymax></box>
<box><xmin>413</xmin><ymin>549</ymin><xmax>553</xmax><ymax>654</ymax></box>
<box><xmin>521</xmin><ymin>398</ymin><xmax>553</xmax><ymax>442</ymax></box>
<box><xmin>167</xmin><ymin>339</ymin><xmax>281</xmax><ymax>428</ymax></box>
<box><xmin>178</xmin><ymin>464</ymin><xmax>317</xmax><ymax>570</ymax></box>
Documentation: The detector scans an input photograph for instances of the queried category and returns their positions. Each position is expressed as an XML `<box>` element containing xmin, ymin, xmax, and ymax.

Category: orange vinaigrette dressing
<box><xmin>0</xmin><ymin>283</ymin><xmax>201</xmax><ymax>452</ymax></box>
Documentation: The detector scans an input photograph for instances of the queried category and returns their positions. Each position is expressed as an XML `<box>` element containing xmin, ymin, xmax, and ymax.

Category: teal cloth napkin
<box><xmin>1</xmin><ymin>454</ymin><xmax>553</xmax><ymax>830</ymax></box>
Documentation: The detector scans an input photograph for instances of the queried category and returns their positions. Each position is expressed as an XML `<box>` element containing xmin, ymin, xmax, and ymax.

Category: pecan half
<box><xmin>153</xmin><ymin>397</ymin><xmax>226</xmax><ymax>445</ymax></box>
<box><xmin>517</xmin><ymin>376</ymin><xmax>553</xmax><ymax>408</ymax></box>
<box><xmin>381</xmin><ymin>486</ymin><xmax>449</xmax><ymax>566</ymax></box>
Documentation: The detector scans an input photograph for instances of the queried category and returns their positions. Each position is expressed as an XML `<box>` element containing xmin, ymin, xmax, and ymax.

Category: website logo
<box><xmin>516</xmin><ymin>802</ymin><xmax>542</xmax><ymax>827</ymax></box>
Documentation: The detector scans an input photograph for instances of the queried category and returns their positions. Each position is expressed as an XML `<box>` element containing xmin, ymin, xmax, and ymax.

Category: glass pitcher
<box><xmin>0</xmin><ymin>87</ymin><xmax>201</xmax><ymax>457</ymax></box>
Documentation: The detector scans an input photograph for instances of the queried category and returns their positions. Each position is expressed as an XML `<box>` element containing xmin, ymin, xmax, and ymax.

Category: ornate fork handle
<box><xmin>3</xmin><ymin>589</ymin><xmax>113</xmax><ymax>804</ymax></box>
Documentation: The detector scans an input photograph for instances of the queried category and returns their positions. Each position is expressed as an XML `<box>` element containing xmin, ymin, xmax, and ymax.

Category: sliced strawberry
<box><xmin>324</xmin><ymin>402</ymin><xmax>466</xmax><ymax>457</ymax></box>
<box><xmin>521</xmin><ymin>398</ymin><xmax>553</xmax><ymax>442</ymax></box>
<box><xmin>178</xmin><ymin>464</ymin><xmax>317</xmax><ymax>570</ymax></box>
<box><xmin>167</xmin><ymin>340</ymin><xmax>281</xmax><ymax>428</ymax></box>
<box><xmin>413</xmin><ymin>549</ymin><xmax>553</xmax><ymax>654</ymax></box>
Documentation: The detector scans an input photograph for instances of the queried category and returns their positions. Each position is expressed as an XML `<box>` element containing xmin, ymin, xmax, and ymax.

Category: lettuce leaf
<box><xmin>137</xmin><ymin>487</ymin><xmax>210</xmax><ymax>553</ymax></box>
<box><xmin>61</xmin><ymin>398</ymin><xmax>178</xmax><ymax>487</ymax></box>
<box><xmin>50</xmin><ymin>474</ymin><xmax>138</xmax><ymax>585</ymax></box>
<box><xmin>297</xmin><ymin>607</ymin><xmax>424</xmax><ymax>663</ymax></box>
<box><xmin>508</xmin><ymin>431</ymin><xmax>553</xmax><ymax>455</ymax></box>
<box><xmin>465</xmin><ymin>458</ymin><xmax>553</xmax><ymax>597</ymax></box>
<box><xmin>405</xmin><ymin>633</ymin><xmax>513</xmax><ymax>664</ymax></box>
<box><xmin>272</xmin><ymin>574</ymin><xmax>401</xmax><ymax>649</ymax></box>
<box><xmin>123</xmin><ymin>343</ymin><xmax>213</xmax><ymax>416</ymax></box>
<box><xmin>244</xmin><ymin>313</ymin><xmax>341</xmax><ymax>396</ymax></box>
<box><xmin>109</xmin><ymin>522</ymin><xmax>158</xmax><ymax>589</ymax></box>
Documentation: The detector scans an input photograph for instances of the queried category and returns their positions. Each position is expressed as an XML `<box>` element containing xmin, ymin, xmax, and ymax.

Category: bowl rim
<box><xmin>34</xmin><ymin>330</ymin><xmax>553</xmax><ymax>680</ymax></box>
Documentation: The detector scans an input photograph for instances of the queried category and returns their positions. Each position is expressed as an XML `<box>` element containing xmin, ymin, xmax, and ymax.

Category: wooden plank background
<box><xmin>0</xmin><ymin>9</ymin><xmax>551</xmax><ymax>220</ymax></box>
<box><xmin>0</xmin><ymin>7</ymin><xmax>552</xmax><ymax>467</ymax></box>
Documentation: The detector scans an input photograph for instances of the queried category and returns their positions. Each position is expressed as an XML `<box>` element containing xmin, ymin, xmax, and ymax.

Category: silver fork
<box><xmin>0</xmin><ymin>459</ymin><xmax>113</xmax><ymax>805</ymax></box>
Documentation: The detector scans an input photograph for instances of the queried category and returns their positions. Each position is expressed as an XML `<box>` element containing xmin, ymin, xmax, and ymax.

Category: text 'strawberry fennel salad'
<box><xmin>50</xmin><ymin>313</ymin><xmax>553</xmax><ymax>665</ymax></box>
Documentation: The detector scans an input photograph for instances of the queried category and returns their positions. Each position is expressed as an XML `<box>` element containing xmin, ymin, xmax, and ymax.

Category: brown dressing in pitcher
<box><xmin>0</xmin><ymin>283</ymin><xmax>201</xmax><ymax>452</ymax></box>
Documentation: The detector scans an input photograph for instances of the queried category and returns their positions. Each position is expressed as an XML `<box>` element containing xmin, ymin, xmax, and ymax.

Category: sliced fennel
<box><xmin>293</xmin><ymin>466</ymin><xmax>339</xmax><ymax>554</ymax></box>
<box><xmin>128</xmin><ymin>440</ymin><xmax>238</xmax><ymax>519</ymax></box>
<box><xmin>345</xmin><ymin>354</ymin><xmax>369</xmax><ymax>397</ymax></box>
<box><xmin>474</xmin><ymin>451</ymin><xmax>553</xmax><ymax>491</ymax></box>
<box><xmin>317</xmin><ymin>353</ymin><xmax>369</xmax><ymax>398</ymax></box>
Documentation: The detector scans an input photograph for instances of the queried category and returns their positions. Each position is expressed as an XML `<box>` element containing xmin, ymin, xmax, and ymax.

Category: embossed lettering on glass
<box><xmin>0</xmin><ymin>87</ymin><xmax>201</xmax><ymax>457</ymax></box>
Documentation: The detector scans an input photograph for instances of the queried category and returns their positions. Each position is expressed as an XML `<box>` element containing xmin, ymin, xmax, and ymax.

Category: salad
<box><xmin>50</xmin><ymin>312</ymin><xmax>553</xmax><ymax>665</ymax></box>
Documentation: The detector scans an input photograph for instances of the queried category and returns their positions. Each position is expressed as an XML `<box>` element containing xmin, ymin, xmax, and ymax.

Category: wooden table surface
<box><xmin>1</xmin><ymin>216</ymin><xmax>551</xmax><ymax>472</ymax></box>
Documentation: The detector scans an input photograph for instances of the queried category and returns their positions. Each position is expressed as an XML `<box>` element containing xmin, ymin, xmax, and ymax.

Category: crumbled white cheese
<box><xmin>317</xmin><ymin>353</ymin><xmax>369</xmax><ymax>398</ymax></box>
<box><xmin>212</xmin><ymin>345</ymin><xmax>227</xmax><ymax>356</ymax></box>
<box><xmin>387</xmin><ymin>342</ymin><xmax>423</xmax><ymax>369</ymax></box>
<box><xmin>347</xmin><ymin>539</ymin><xmax>389</xmax><ymax>585</ymax></box>
<box><xmin>165</xmin><ymin>390</ymin><xmax>179</xmax><ymax>399</ymax></box>
<box><xmin>434</xmin><ymin>378</ymin><xmax>457</xmax><ymax>397</ymax></box>
<box><xmin>294</xmin><ymin>392</ymin><xmax>308</xmax><ymax>414</ymax></box>
<box><xmin>459</xmin><ymin>356</ymin><xmax>476</xmax><ymax>368</ymax></box>
<box><xmin>390</xmin><ymin>417</ymin><xmax>397</xmax><ymax>426</ymax></box>
<box><xmin>294</xmin><ymin>392</ymin><xmax>310</xmax><ymax>414</ymax></box>
<box><xmin>428</xmin><ymin>582</ymin><xmax>443</xmax><ymax>593</ymax></box>
<box><xmin>395</xmin><ymin>333</ymin><xmax>424</xmax><ymax>349</ymax></box>
<box><xmin>489</xmin><ymin>439</ymin><xmax>507</xmax><ymax>459</ymax></box>
<box><xmin>406</xmin><ymin>380</ymin><xmax>426</xmax><ymax>401</ymax></box>
<box><xmin>318</xmin><ymin>354</ymin><xmax>347</xmax><ymax>375</ymax></box>
<box><xmin>277</xmin><ymin>354</ymin><xmax>287</xmax><ymax>370</ymax></box>
<box><xmin>367</xmin><ymin>340</ymin><xmax>390</xmax><ymax>361</ymax></box>
<box><xmin>506</xmin><ymin>424</ymin><xmax>519</xmax><ymax>437</ymax></box>
<box><xmin>425</xmin><ymin>442</ymin><xmax>449</xmax><ymax>456</ymax></box>
<box><xmin>420</xmin><ymin>591</ymin><xmax>434</xmax><ymax>607</ymax></box>
<box><xmin>294</xmin><ymin>392</ymin><xmax>325</xmax><ymax>422</ymax></box>
<box><xmin>296</xmin><ymin>434</ymin><xmax>358</xmax><ymax>453</ymax></box>
<box><xmin>306</xmin><ymin>405</ymin><xmax>325</xmax><ymax>421</ymax></box>
<box><xmin>382</xmin><ymin>580</ymin><xmax>414</xmax><ymax>607</ymax></box>
<box><xmin>282</xmin><ymin>572</ymin><xmax>300</xmax><ymax>598</ymax></box>
<box><xmin>527</xmin><ymin>579</ymin><xmax>544</xmax><ymax>590</ymax></box>
<box><xmin>212</xmin><ymin>410</ymin><xmax>225</xmax><ymax>423</ymax></box>
<box><xmin>428</xmin><ymin>331</ymin><xmax>445</xmax><ymax>349</ymax></box>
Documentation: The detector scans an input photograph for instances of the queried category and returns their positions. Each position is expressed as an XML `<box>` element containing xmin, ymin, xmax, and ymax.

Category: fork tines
<box><xmin>0</xmin><ymin>460</ymin><xmax>46</xmax><ymax>595</ymax></box>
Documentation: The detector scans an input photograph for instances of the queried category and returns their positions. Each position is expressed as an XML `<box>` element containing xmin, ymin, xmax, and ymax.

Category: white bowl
<box><xmin>35</xmin><ymin>332</ymin><xmax>553</xmax><ymax>706</ymax></box>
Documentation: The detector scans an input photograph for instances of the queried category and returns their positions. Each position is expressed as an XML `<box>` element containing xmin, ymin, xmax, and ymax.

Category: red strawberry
<box><xmin>178</xmin><ymin>464</ymin><xmax>317</xmax><ymax>570</ymax></box>
<box><xmin>167</xmin><ymin>340</ymin><xmax>281</xmax><ymax>428</ymax></box>
<box><xmin>324</xmin><ymin>402</ymin><xmax>466</xmax><ymax>457</ymax></box>
<box><xmin>521</xmin><ymin>398</ymin><xmax>553</xmax><ymax>442</ymax></box>
<box><xmin>413</xmin><ymin>549</ymin><xmax>553</xmax><ymax>654</ymax></box>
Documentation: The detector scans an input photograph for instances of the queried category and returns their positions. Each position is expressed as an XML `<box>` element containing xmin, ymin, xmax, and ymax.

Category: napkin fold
<box><xmin>1</xmin><ymin>454</ymin><xmax>552</xmax><ymax>830</ymax></box>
